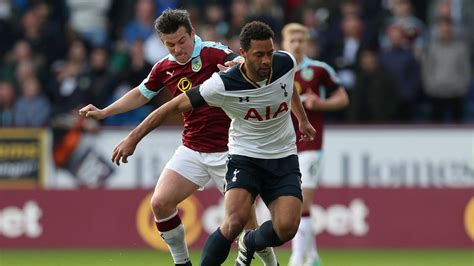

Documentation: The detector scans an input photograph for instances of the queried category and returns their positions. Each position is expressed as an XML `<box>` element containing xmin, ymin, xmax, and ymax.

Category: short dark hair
<box><xmin>154</xmin><ymin>9</ymin><xmax>193</xmax><ymax>36</ymax></box>
<box><xmin>240</xmin><ymin>21</ymin><xmax>274</xmax><ymax>51</ymax></box>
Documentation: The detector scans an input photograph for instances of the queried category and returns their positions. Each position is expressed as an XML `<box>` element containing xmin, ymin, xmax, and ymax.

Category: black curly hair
<box><xmin>239</xmin><ymin>21</ymin><xmax>274</xmax><ymax>51</ymax></box>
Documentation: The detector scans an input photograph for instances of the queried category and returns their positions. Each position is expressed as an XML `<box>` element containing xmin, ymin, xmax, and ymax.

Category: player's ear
<box><xmin>190</xmin><ymin>27</ymin><xmax>195</xmax><ymax>38</ymax></box>
<box><xmin>239</xmin><ymin>48</ymin><xmax>246</xmax><ymax>58</ymax></box>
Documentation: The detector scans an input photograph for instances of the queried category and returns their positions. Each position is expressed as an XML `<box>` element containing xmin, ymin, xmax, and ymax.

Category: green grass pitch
<box><xmin>0</xmin><ymin>249</ymin><xmax>472</xmax><ymax>266</ymax></box>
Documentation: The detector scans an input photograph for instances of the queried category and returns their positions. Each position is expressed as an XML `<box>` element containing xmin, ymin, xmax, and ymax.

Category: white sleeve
<box><xmin>199</xmin><ymin>73</ymin><xmax>226</xmax><ymax>107</ymax></box>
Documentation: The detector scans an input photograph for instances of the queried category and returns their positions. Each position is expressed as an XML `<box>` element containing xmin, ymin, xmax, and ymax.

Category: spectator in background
<box><xmin>122</xmin><ymin>0</ymin><xmax>156</xmax><ymax>47</ymax></box>
<box><xmin>226</xmin><ymin>0</ymin><xmax>248</xmax><ymax>39</ymax></box>
<box><xmin>381</xmin><ymin>0</ymin><xmax>426</xmax><ymax>57</ymax></box>
<box><xmin>379</xmin><ymin>24</ymin><xmax>421</xmax><ymax>122</ymax></box>
<box><xmin>427</xmin><ymin>0</ymin><xmax>464</xmax><ymax>35</ymax></box>
<box><xmin>0</xmin><ymin>0</ymin><xmax>17</xmax><ymax>56</ymax></box>
<box><xmin>66</xmin><ymin>0</ymin><xmax>112</xmax><ymax>46</ymax></box>
<box><xmin>143</xmin><ymin>32</ymin><xmax>168</xmax><ymax>64</ymax></box>
<box><xmin>348</xmin><ymin>50</ymin><xmax>399</xmax><ymax>123</ymax></box>
<box><xmin>19</xmin><ymin>3</ymin><xmax>66</xmax><ymax>66</ymax></box>
<box><xmin>1</xmin><ymin>40</ymin><xmax>46</xmax><ymax>85</ymax></box>
<box><xmin>83</xmin><ymin>46</ymin><xmax>114</xmax><ymax>108</ymax></box>
<box><xmin>461</xmin><ymin>0</ymin><xmax>474</xmax><ymax>66</ymax></box>
<box><xmin>103</xmin><ymin>40</ymin><xmax>153</xmax><ymax>126</ymax></box>
<box><xmin>0</xmin><ymin>81</ymin><xmax>16</xmax><ymax>126</ymax></box>
<box><xmin>123</xmin><ymin>40</ymin><xmax>153</xmax><ymax>91</ymax></box>
<box><xmin>421</xmin><ymin>16</ymin><xmax>470</xmax><ymax>123</ymax></box>
<box><xmin>201</xmin><ymin>2</ymin><xmax>229</xmax><ymax>41</ymax></box>
<box><xmin>47</xmin><ymin>38</ymin><xmax>91</xmax><ymax>116</ymax></box>
<box><xmin>154</xmin><ymin>0</ymin><xmax>178</xmax><ymax>16</ymax></box>
<box><xmin>249</xmin><ymin>0</ymin><xmax>284</xmax><ymax>37</ymax></box>
<box><xmin>325</xmin><ymin>14</ymin><xmax>366</xmax><ymax>91</ymax></box>
<box><xmin>14</xmin><ymin>76</ymin><xmax>51</xmax><ymax>127</ymax></box>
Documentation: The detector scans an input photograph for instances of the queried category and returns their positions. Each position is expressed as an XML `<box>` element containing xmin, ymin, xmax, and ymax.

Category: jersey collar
<box><xmin>298</xmin><ymin>56</ymin><xmax>311</xmax><ymax>70</ymax></box>
<box><xmin>168</xmin><ymin>35</ymin><xmax>203</xmax><ymax>65</ymax></box>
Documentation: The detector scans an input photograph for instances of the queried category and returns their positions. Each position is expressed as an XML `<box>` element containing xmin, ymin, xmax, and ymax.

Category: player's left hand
<box><xmin>298</xmin><ymin>121</ymin><xmax>316</xmax><ymax>142</ymax></box>
<box><xmin>217</xmin><ymin>56</ymin><xmax>244</xmax><ymax>71</ymax></box>
<box><xmin>111</xmin><ymin>136</ymin><xmax>138</xmax><ymax>166</ymax></box>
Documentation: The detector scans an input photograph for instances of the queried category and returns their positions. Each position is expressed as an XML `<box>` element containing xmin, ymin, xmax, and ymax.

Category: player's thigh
<box><xmin>164</xmin><ymin>145</ymin><xmax>213</xmax><ymax>188</ymax></box>
<box><xmin>268</xmin><ymin>195</ymin><xmax>302</xmax><ymax>236</ymax></box>
<box><xmin>298</xmin><ymin>150</ymin><xmax>323</xmax><ymax>190</ymax></box>
<box><xmin>153</xmin><ymin>168</ymin><xmax>200</xmax><ymax>206</ymax></box>
<box><xmin>221</xmin><ymin>187</ymin><xmax>254</xmax><ymax>238</ymax></box>
<box><xmin>202</xmin><ymin>151</ymin><xmax>228</xmax><ymax>194</ymax></box>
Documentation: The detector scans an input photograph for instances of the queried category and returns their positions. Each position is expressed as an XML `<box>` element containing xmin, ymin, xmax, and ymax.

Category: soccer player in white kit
<box><xmin>110</xmin><ymin>21</ymin><xmax>316</xmax><ymax>266</ymax></box>
<box><xmin>282</xmin><ymin>23</ymin><xmax>349</xmax><ymax>266</ymax></box>
<box><xmin>80</xmin><ymin>9</ymin><xmax>277</xmax><ymax>266</ymax></box>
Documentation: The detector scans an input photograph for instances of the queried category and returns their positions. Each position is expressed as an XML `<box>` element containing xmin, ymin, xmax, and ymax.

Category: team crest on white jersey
<box><xmin>191</xmin><ymin>56</ymin><xmax>202</xmax><ymax>72</ymax></box>
<box><xmin>301</xmin><ymin>68</ymin><xmax>314</xmax><ymax>81</ymax></box>
<box><xmin>280</xmin><ymin>83</ymin><xmax>288</xmax><ymax>97</ymax></box>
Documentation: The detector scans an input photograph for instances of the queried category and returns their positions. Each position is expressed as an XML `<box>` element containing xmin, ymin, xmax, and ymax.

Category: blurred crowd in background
<box><xmin>1</xmin><ymin>0</ymin><xmax>473</xmax><ymax>132</ymax></box>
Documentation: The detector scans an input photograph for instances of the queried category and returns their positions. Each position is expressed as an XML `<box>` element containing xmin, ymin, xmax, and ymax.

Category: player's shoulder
<box><xmin>217</xmin><ymin>65</ymin><xmax>255</xmax><ymax>91</ymax></box>
<box><xmin>198</xmin><ymin>39</ymin><xmax>235</xmax><ymax>64</ymax></box>
<box><xmin>302</xmin><ymin>57</ymin><xmax>336</xmax><ymax>74</ymax></box>
<box><xmin>151</xmin><ymin>55</ymin><xmax>174</xmax><ymax>72</ymax></box>
<box><xmin>201</xmin><ymin>40</ymin><xmax>233</xmax><ymax>53</ymax></box>
<box><xmin>270</xmin><ymin>50</ymin><xmax>296</xmax><ymax>81</ymax></box>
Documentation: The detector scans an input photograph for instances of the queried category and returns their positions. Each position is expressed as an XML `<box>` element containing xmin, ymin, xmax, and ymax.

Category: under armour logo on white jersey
<box><xmin>280</xmin><ymin>83</ymin><xmax>288</xmax><ymax>97</ymax></box>
<box><xmin>166</xmin><ymin>70</ymin><xmax>174</xmax><ymax>77</ymax></box>
<box><xmin>232</xmin><ymin>169</ymin><xmax>239</xmax><ymax>182</ymax></box>
<box><xmin>239</xmin><ymin>96</ymin><xmax>250</xmax><ymax>102</ymax></box>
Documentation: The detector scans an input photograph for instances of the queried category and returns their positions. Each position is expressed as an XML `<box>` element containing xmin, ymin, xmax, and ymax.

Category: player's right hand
<box><xmin>79</xmin><ymin>104</ymin><xmax>105</xmax><ymax>120</ymax></box>
<box><xmin>111</xmin><ymin>136</ymin><xmax>137</xmax><ymax>166</ymax></box>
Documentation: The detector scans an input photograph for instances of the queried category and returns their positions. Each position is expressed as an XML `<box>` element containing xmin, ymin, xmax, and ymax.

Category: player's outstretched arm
<box><xmin>79</xmin><ymin>87</ymin><xmax>149</xmax><ymax>120</ymax></box>
<box><xmin>303</xmin><ymin>86</ymin><xmax>349</xmax><ymax>111</ymax></box>
<box><xmin>111</xmin><ymin>93</ymin><xmax>193</xmax><ymax>165</ymax></box>
<box><xmin>291</xmin><ymin>87</ymin><xmax>316</xmax><ymax>142</ymax></box>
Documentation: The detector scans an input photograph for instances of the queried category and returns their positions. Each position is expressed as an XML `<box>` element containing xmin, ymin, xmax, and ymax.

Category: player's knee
<box><xmin>150</xmin><ymin>193</ymin><xmax>176</xmax><ymax>217</ymax></box>
<box><xmin>274</xmin><ymin>218</ymin><xmax>300</xmax><ymax>242</ymax></box>
<box><xmin>221</xmin><ymin>214</ymin><xmax>247</xmax><ymax>239</ymax></box>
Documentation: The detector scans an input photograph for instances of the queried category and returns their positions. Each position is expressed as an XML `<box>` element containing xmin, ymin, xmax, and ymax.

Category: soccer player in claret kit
<box><xmin>79</xmin><ymin>9</ymin><xmax>278</xmax><ymax>266</ymax></box>
<box><xmin>282</xmin><ymin>23</ymin><xmax>349</xmax><ymax>266</ymax></box>
<box><xmin>110</xmin><ymin>21</ymin><xmax>316</xmax><ymax>266</ymax></box>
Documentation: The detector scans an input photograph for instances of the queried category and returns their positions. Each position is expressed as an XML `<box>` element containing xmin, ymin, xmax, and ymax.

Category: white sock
<box><xmin>156</xmin><ymin>212</ymin><xmax>190</xmax><ymax>264</ymax></box>
<box><xmin>301</xmin><ymin>216</ymin><xmax>320</xmax><ymax>264</ymax></box>
<box><xmin>255</xmin><ymin>246</ymin><xmax>278</xmax><ymax>266</ymax></box>
<box><xmin>290</xmin><ymin>216</ymin><xmax>314</xmax><ymax>265</ymax></box>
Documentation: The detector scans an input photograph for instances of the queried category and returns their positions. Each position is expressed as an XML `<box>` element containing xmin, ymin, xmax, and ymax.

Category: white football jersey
<box><xmin>197</xmin><ymin>51</ymin><xmax>297</xmax><ymax>159</ymax></box>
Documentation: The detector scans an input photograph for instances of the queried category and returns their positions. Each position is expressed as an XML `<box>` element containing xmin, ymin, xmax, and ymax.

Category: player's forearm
<box><xmin>127</xmin><ymin>94</ymin><xmax>193</xmax><ymax>143</ymax></box>
<box><xmin>318</xmin><ymin>87</ymin><xmax>349</xmax><ymax>111</ymax></box>
<box><xmin>102</xmin><ymin>87</ymin><xmax>149</xmax><ymax>117</ymax></box>
<box><xmin>291</xmin><ymin>88</ymin><xmax>310</xmax><ymax>124</ymax></box>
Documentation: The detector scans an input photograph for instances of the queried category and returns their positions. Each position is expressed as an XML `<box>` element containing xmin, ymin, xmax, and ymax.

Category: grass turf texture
<box><xmin>0</xmin><ymin>249</ymin><xmax>472</xmax><ymax>266</ymax></box>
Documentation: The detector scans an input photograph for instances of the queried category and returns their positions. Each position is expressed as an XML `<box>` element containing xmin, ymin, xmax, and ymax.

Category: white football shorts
<box><xmin>164</xmin><ymin>145</ymin><xmax>227</xmax><ymax>193</ymax></box>
<box><xmin>298</xmin><ymin>150</ymin><xmax>323</xmax><ymax>189</ymax></box>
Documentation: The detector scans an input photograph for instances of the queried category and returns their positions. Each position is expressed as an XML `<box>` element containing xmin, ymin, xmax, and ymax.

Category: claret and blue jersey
<box><xmin>138</xmin><ymin>35</ymin><xmax>237</xmax><ymax>153</ymax></box>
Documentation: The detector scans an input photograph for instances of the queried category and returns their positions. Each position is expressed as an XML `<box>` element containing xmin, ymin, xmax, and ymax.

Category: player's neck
<box><xmin>241</xmin><ymin>63</ymin><xmax>269</xmax><ymax>83</ymax></box>
<box><xmin>295</xmin><ymin>55</ymin><xmax>304</xmax><ymax>65</ymax></box>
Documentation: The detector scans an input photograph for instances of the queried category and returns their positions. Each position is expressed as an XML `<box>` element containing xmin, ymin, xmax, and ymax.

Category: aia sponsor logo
<box><xmin>244</xmin><ymin>102</ymin><xmax>289</xmax><ymax>121</ymax></box>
